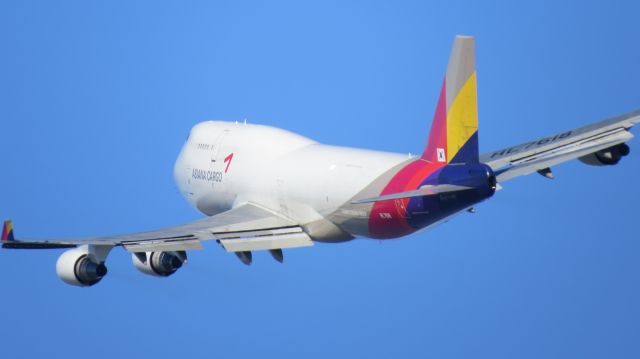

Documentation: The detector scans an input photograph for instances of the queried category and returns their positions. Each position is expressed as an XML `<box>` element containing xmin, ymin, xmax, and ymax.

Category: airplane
<box><xmin>2</xmin><ymin>35</ymin><xmax>638</xmax><ymax>287</ymax></box>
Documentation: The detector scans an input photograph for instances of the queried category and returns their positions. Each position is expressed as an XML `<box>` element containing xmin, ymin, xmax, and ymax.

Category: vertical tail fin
<box><xmin>422</xmin><ymin>35</ymin><xmax>479</xmax><ymax>164</ymax></box>
<box><xmin>2</xmin><ymin>220</ymin><xmax>15</xmax><ymax>242</ymax></box>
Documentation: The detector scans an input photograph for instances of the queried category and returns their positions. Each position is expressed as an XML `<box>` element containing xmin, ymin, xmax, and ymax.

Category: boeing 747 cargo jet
<box><xmin>2</xmin><ymin>36</ymin><xmax>638</xmax><ymax>286</ymax></box>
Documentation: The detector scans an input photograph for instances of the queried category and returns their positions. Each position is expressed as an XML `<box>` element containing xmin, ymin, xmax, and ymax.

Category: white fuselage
<box><xmin>173</xmin><ymin>121</ymin><xmax>411</xmax><ymax>240</ymax></box>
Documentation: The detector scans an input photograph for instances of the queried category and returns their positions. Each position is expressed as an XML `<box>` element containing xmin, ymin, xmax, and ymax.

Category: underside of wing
<box><xmin>481</xmin><ymin>110</ymin><xmax>640</xmax><ymax>182</ymax></box>
<box><xmin>2</xmin><ymin>203</ymin><xmax>313</xmax><ymax>253</ymax></box>
<box><xmin>350</xmin><ymin>184</ymin><xmax>472</xmax><ymax>204</ymax></box>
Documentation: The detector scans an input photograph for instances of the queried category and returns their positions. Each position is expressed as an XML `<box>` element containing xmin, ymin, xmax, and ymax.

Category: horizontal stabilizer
<box><xmin>351</xmin><ymin>184</ymin><xmax>472</xmax><ymax>204</ymax></box>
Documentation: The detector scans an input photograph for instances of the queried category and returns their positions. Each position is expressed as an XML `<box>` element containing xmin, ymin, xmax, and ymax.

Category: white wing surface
<box><xmin>481</xmin><ymin>110</ymin><xmax>640</xmax><ymax>182</ymax></box>
<box><xmin>2</xmin><ymin>203</ymin><xmax>312</xmax><ymax>253</ymax></box>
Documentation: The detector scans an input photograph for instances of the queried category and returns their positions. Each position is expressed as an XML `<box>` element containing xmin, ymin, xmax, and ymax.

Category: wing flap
<box><xmin>123</xmin><ymin>239</ymin><xmax>203</xmax><ymax>253</ymax></box>
<box><xmin>218</xmin><ymin>227</ymin><xmax>313</xmax><ymax>252</ymax></box>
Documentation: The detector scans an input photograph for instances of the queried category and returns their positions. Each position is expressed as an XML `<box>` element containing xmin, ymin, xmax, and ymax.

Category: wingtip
<box><xmin>2</xmin><ymin>220</ymin><xmax>15</xmax><ymax>242</ymax></box>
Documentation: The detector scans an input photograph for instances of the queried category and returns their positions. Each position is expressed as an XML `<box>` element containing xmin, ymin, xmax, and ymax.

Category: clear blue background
<box><xmin>1</xmin><ymin>1</ymin><xmax>639</xmax><ymax>358</ymax></box>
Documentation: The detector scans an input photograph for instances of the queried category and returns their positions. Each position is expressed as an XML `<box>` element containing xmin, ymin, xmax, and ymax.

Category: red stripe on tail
<box><xmin>2</xmin><ymin>220</ymin><xmax>14</xmax><ymax>242</ymax></box>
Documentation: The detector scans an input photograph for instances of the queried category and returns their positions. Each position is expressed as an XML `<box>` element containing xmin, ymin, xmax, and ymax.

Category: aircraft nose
<box><xmin>173</xmin><ymin>143</ymin><xmax>190</xmax><ymax>195</ymax></box>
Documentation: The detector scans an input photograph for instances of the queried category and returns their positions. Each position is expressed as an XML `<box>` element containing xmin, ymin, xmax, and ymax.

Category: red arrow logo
<box><xmin>224</xmin><ymin>153</ymin><xmax>234</xmax><ymax>173</ymax></box>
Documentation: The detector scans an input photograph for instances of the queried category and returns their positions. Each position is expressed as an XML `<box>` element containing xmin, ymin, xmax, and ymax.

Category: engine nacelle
<box><xmin>579</xmin><ymin>143</ymin><xmax>630</xmax><ymax>166</ymax></box>
<box><xmin>56</xmin><ymin>248</ymin><xmax>108</xmax><ymax>287</ymax></box>
<box><xmin>132</xmin><ymin>251</ymin><xmax>186</xmax><ymax>277</ymax></box>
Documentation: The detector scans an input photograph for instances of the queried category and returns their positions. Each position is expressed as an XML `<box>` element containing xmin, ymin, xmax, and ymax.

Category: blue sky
<box><xmin>1</xmin><ymin>1</ymin><xmax>639</xmax><ymax>358</ymax></box>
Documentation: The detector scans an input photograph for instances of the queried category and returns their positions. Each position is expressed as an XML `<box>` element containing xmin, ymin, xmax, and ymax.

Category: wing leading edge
<box><xmin>481</xmin><ymin>109</ymin><xmax>640</xmax><ymax>182</ymax></box>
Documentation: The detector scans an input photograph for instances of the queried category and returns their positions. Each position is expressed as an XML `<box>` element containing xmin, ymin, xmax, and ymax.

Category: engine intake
<box><xmin>132</xmin><ymin>251</ymin><xmax>186</xmax><ymax>277</ymax></box>
<box><xmin>579</xmin><ymin>143</ymin><xmax>630</xmax><ymax>166</ymax></box>
<box><xmin>56</xmin><ymin>248</ymin><xmax>108</xmax><ymax>287</ymax></box>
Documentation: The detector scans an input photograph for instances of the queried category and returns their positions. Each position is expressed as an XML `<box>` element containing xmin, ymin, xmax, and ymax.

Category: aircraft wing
<box><xmin>350</xmin><ymin>184</ymin><xmax>472</xmax><ymax>204</ymax></box>
<box><xmin>481</xmin><ymin>109</ymin><xmax>640</xmax><ymax>182</ymax></box>
<box><xmin>1</xmin><ymin>203</ymin><xmax>313</xmax><ymax>253</ymax></box>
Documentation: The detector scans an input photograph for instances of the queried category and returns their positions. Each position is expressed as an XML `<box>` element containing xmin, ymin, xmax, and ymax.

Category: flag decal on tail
<box><xmin>2</xmin><ymin>220</ymin><xmax>15</xmax><ymax>242</ymax></box>
<box><xmin>437</xmin><ymin>148</ymin><xmax>446</xmax><ymax>162</ymax></box>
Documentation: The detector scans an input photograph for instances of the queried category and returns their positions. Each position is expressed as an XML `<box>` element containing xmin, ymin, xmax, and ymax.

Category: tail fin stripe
<box><xmin>2</xmin><ymin>220</ymin><xmax>15</xmax><ymax>242</ymax></box>
<box><xmin>421</xmin><ymin>80</ymin><xmax>448</xmax><ymax>161</ymax></box>
<box><xmin>446</xmin><ymin>71</ymin><xmax>478</xmax><ymax>162</ymax></box>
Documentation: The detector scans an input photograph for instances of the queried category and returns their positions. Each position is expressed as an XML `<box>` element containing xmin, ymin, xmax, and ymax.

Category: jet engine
<box><xmin>579</xmin><ymin>143</ymin><xmax>630</xmax><ymax>166</ymax></box>
<box><xmin>56</xmin><ymin>248</ymin><xmax>108</xmax><ymax>287</ymax></box>
<box><xmin>132</xmin><ymin>251</ymin><xmax>186</xmax><ymax>277</ymax></box>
